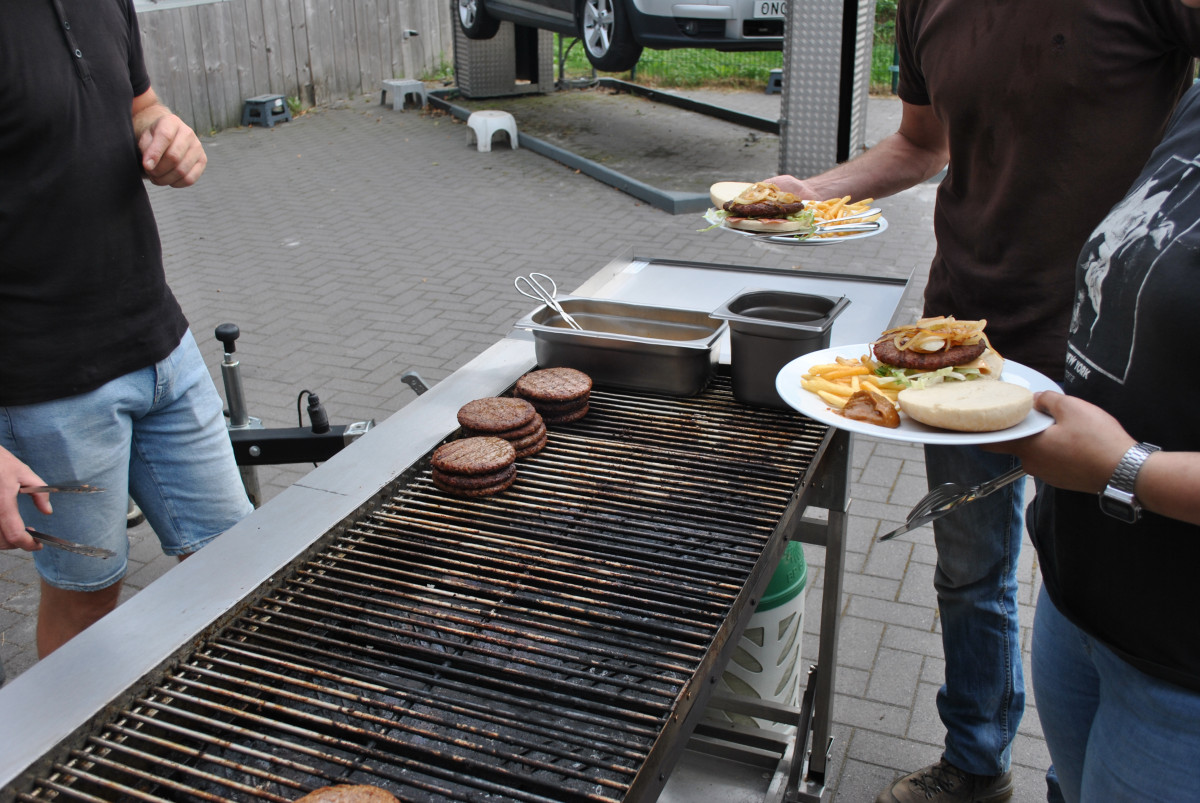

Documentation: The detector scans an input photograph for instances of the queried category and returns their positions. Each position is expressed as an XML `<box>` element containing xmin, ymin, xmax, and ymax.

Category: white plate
<box><xmin>775</xmin><ymin>343</ymin><xmax>1059</xmax><ymax>445</ymax></box>
<box><xmin>707</xmin><ymin>212</ymin><xmax>889</xmax><ymax>245</ymax></box>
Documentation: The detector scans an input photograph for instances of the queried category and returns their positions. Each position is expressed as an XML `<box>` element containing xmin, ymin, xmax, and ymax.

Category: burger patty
<box><xmin>872</xmin><ymin>339</ymin><xmax>986</xmax><ymax>371</ymax></box>
<box><xmin>723</xmin><ymin>200</ymin><xmax>807</xmax><ymax>218</ymax></box>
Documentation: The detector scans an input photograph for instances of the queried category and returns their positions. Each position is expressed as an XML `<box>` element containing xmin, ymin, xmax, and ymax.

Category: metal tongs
<box><xmin>879</xmin><ymin>466</ymin><xmax>1028</xmax><ymax>541</ymax></box>
<box><xmin>15</xmin><ymin>483</ymin><xmax>114</xmax><ymax>557</ymax></box>
<box><xmin>25</xmin><ymin>528</ymin><xmax>115</xmax><ymax>559</ymax></box>
<box><xmin>514</xmin><ymin>272</ymin><xmax>583</xmax><ymax>331</ymax></box>
<box><xmin>18</xmin><ymin>483</ymin><xmax>105</xmax><ymax>495</ymax></box>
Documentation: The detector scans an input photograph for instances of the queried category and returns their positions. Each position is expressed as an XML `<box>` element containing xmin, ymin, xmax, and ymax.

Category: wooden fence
<box><xmin>136</xmin><ymin>0</ymin><xmax>456</xmax><ymax>134</ymax></box>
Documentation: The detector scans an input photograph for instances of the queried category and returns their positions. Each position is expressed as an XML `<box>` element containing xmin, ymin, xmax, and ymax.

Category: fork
<box><xmin>879</xmin><ymin>466</ymin><xmax>1028</xmax><ymax>541</ymax></box>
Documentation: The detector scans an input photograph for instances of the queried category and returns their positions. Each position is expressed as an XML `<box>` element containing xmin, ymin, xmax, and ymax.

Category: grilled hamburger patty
<box><xmin>723</xmin><ymin>200</ymin><xmax>807</xmax><ymax>218</ymax></box>
<box><xmin>872</xmin><ymin>339</ymin><xmax>987</xmax><ymax>371</ymax></box>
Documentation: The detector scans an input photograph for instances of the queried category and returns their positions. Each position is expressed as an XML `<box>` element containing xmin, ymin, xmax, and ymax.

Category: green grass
<box><xmin>554</xmin><ymin>0</ymin><xmax>898</xmax><ymax>93</ymax></box>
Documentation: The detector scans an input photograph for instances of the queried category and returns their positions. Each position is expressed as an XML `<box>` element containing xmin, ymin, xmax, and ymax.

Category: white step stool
<box><xmin>380</xmin><ymin>79</ymin><xmax>427</xmax><ymax>111</ymax></box>
<box><xmin>466</xmin><ymin>110</ymin><xmax>519</xmax><ymax>152</ymax></box>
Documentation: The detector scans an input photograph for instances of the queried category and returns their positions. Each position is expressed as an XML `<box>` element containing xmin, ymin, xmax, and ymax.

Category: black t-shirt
<box><xmin>0</xmin><ymin>0</ymin><xmax>187</xmax><ymax>406</ymax></box>
<box><xmin>897</xmin><ymin>0</ymin><xmax>1200</xmax><ymax>380</ymax></box>
<box><xmin>1031</xmin><ymin>84</ymin><xmax>1200</xmax><ymax>693</ymax></box>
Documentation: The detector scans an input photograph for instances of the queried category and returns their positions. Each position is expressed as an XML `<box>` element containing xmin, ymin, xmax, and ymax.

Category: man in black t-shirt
<box><xmin>0</xmin><ymin>0</ymin><xmax>251</xmax><ymax>661</ymax></box>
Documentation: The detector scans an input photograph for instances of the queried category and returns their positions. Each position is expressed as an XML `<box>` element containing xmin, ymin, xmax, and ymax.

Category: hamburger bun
<box><xmin>723</xmin><ymin>215</ymin><xmax>813</xmax><ymax>233</ymax></box>
<box><xmin>897</xmin><ymin>380</ymin><xmax>1033</xmax><ymax>432</ymax></box>
<box><xmin>710</xmin><ymin>181</ymin><xmax>753</xmax><ymax>208</ymax></box>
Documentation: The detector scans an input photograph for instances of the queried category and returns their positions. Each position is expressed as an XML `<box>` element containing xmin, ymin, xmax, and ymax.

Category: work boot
<box><xmin>876</xmin><ymin>758</ymin><xmax>1013</xmax><ymax>803</ymax></box>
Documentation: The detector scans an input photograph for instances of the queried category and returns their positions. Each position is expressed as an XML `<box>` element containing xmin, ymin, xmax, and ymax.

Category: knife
<box><xmin>25</xmin><ymin>528</ymin><xmax>115</xmax><ymax>559</ymax></box>
<box><xmin>878</xmin><ymin>509</ymin><xmax>947</xmax><ymax>542</ymax></box>
<box><xmin>18</xmin><ymin>484</ymin><xmax>106</xmax><ymax>494</ymax></box>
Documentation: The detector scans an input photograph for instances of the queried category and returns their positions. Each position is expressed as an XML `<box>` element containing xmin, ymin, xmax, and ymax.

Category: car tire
<box><xmin>578</xmin><ymin>0</ymin><xmax>642</xmax><ymax>72</ymax></box>
<box><xmin>459</xmin><ymin>0</ymin><xmax>501</xmax><ymax>39</ymax></box>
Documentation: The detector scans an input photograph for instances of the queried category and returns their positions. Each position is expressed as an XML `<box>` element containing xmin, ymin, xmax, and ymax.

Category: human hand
<box><xmin>761</xmin><ymin>174</ymin><xmax>820</xmax><ymax>199</ymax></box>
<box><xmin>0</xmin><ymin>447</ymin><xmax>49</xmax><ymax>551</ymax></box>
<box><xmin>984</xmin><ymin>391</ymin><xmax>1134</xmax><ymax>494</ymax></box>
<box><xmin>138</xmin><ymin>112</ymin><xmax>208</xmax><ymax>188</ymax></box>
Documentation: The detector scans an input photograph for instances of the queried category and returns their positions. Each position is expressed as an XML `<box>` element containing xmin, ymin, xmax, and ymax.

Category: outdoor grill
<box><xmin>5</xmin><ymin>373</ymin><xmax>834</xmax><ymax>803</ymax></box>
<box><xmin>0</xmin><ymin>255</ymin><xmax>907</xmax><ymax>803</ymax></box>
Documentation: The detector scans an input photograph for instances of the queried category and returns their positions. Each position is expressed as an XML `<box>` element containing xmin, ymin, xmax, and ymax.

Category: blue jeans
<box><xmin>1</xmin><ymin>330</ymin><xmax>252</xmax><ymax>591</ymax></box>
<box><xmin>1033</xmin><ymin>585</ymin><xmax>1200</xmax><ymax>802</ymax></box>
<box><xmin>924</xmin><ymin>443</ymin><xmax>1025</xmax><ymax>776</ymax></box>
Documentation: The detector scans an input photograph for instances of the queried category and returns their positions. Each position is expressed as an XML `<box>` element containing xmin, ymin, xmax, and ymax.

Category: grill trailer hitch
<box><xmin>215</xmin><ymin>323</ymin><xmax>374</xmax><ymax>507</ymax></box>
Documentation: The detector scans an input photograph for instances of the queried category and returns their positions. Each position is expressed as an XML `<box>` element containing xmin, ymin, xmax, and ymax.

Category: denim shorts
<box><xmin>0</xmin><ymin>330</ymin><xmax>253</xmax><ymax>591</ymax></box>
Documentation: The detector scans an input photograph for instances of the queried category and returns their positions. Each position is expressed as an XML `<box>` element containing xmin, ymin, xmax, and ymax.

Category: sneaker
<box><xmin>876</xmin><ymin>758</ymin><xmax>1013</xmax><ymax>803</ymax></box>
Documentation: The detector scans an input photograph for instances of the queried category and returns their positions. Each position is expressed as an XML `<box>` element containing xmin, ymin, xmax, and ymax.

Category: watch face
<box><xmin>1099</xmin><ymin>491</ymin><xmax>1140</xmax><ymax>523</ymax></box>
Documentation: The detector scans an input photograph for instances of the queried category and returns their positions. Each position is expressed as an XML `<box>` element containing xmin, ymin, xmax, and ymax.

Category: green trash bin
<box><xmin>706</xmin><ymin>541</ymin><xmax>807</xmax><ymax>732</ymax></box>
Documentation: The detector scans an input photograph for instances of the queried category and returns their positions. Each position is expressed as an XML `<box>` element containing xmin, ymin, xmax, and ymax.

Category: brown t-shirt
<box><xmin>897</xmin><ymin>0</ymin><xmax>1200</xmax><ymax>379</ymax></box>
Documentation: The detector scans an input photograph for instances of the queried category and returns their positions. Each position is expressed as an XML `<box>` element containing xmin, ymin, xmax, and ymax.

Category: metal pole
<box><xmin>778</xmin><ymin>0</ymin><xmax>877</xmax><ymax>178</ymax></box>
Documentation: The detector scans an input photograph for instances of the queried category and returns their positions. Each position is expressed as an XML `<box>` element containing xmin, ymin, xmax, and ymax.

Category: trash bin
<box><xmin>706</xmin><ymin>541</ymin><xmax>807</xmax><ymax>732</ymax></box>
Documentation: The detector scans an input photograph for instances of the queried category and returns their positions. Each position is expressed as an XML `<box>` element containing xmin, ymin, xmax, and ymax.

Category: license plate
<box><xmin>752</xmin><ymin>0</ymin><xmax>785</xmax><ymax>18</ymax></box>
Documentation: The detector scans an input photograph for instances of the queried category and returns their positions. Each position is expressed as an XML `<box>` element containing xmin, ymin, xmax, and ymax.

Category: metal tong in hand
<box><xmin>514</xmin><ymin>273</ymin><xmax>583</xmax><ymax>331</ymax></box>
<box><xmin>15</xmin><ymin>484</ymin><xmax>114</xmax><ymax>557</ymax></box>
<box><xmin>880</xmin><ymin>466</ymin><xmax>1028</xmax><ymax>541</ymax></box>
<box><xmin>25</xmin><ymin>528</ymin><xmax>115</xmax><ymax>559</ymax></box>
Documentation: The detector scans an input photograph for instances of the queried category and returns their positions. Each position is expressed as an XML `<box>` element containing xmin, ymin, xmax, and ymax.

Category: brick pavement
<box><xmin>0</xmin><ymin>90</ymin><xmax>1051</xmax><ymax>801</ymax></box>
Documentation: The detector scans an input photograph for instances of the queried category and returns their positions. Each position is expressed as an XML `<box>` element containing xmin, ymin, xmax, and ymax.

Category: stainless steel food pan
<box><xmin>710</xmin><ymin>289</ymin><xmax>851</xmax><ymax>409</ymax></box>
<box><xmin>513</xmin><ymin>295</ymin><xmax>727</xmax><ymax>396</ymax></box>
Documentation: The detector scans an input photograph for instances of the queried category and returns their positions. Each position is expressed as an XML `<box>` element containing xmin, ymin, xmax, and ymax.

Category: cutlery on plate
<box><xmin>879</xmin><ymin>467</ymin><xmax>1028</xmax><ymax>541</ymax></box>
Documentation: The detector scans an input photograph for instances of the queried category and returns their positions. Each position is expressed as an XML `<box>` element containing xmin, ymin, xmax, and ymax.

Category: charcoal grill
<box><xmin>0</xmin><ymin>255</ymin><xmax>906</xmax><ymax>803</ymax></box>
<box><xmin>0</xmin><ymin>341</ymin><xmax>842</xmax><ymax>803</ymax></box>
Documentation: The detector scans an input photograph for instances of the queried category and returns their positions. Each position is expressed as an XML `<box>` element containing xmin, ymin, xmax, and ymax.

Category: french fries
<box><xmin>803</xmin><ymin>196</ymin><xmax>880</xmax><ymax>237</ymax></box>
<box><xmin>799</xmin><ymin>354</ymin><xmax>902</xmax><ymax>410</ymax></box>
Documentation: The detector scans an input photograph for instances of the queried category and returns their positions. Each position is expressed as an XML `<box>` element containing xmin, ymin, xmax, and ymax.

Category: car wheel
<box><xmin>578</xmin><ymin>0</ymin><xmax>642</xmax><ymax>72</ymax></box>
<box><xmin>459</xmin><ymin>0</ymin><xmax>501</xmax><ymax>39</ymax></box>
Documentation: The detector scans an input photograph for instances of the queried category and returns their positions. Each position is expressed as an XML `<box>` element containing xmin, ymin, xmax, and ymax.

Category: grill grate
<box><xmin>14</xmin><ymin>375</ymin><xmax>829</xmax><ymax>803</ymax></box>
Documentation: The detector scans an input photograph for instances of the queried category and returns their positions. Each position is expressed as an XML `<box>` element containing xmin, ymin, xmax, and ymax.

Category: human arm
<box><xmin>130</xmin><ymin>87</ymin><xmax>207</xmax><ymax>188</ymax></box>
<box><xmin>986</xmin><ymin>391</ymin><xmax>1200</xmax><ymax>526</ymax></box>
<box><xmin>0</xmin><ymin>447</ymin><xmax>50</xmax><ymax>551</ymax></box>
<box><xmin>763</xmin><ymin>100</ymin><xmax>949</xmax><ymax>201</ymax></box>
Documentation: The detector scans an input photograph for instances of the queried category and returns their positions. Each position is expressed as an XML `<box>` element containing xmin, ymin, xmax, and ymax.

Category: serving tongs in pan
<box><xmin>514</xmin><ymin>272</ymin><xmax>584</xmax><ymax>331</ymax></box>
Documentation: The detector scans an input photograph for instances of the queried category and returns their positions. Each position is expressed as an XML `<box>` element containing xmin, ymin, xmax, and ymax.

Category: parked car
<box><xmin>457</xmin><ymin>0</ymin><xmax>785</xmax><ymax>73</ymax></box>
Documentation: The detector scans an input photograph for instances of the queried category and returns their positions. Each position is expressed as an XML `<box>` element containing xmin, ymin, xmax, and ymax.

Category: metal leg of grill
<box><xmin>680</xmin><ymin>664</ymin><xmax>820</xmax><ymax>803</ymax></box>
<box><xmin>794</xmin><ymin>427</ymin><xmax>852</xmax><ymax>793</ymax></box>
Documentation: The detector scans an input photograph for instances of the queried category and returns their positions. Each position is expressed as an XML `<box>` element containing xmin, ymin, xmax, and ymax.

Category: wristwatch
<box><xmin>1098</xmin><ymin>442</ymin><xmax>1161</xmax><ymax>523</ymax></box>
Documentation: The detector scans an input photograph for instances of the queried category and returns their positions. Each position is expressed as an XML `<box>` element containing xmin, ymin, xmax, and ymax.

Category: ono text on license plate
<box><xmin>752</xmin><ymin>0</ymin><xmax>785</xmax><ymax>18</ymax></box>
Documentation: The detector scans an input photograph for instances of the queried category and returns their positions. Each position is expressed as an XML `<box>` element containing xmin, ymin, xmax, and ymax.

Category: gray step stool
<box><xmin>765</xmin><ymin>69</ymin><xmax>783</xmax><ymax>95</ymax></box>
<box><xmin>241</xmin><ymin>94</ymin><xmax>292</xmax><ymax>128</ymax></box>
<box><xmin>381</xmin><ymin>79</ymin><xmax>428</xmax><ymax>111</ymax></box>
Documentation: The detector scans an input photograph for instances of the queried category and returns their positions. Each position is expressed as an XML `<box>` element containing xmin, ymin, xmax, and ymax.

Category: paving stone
<box><xmin>866</xmin><ymin>647</ymin><xmax>925</xmax><ymax>708</ymax></box>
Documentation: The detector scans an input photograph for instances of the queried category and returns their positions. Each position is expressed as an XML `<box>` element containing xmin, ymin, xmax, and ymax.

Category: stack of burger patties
<box><xmin>514</xmin><ymin>367</ymin><xmax>592</xmax><ymax>425</ymax></box>
<box><xmin>456</xmin><ymin>396</ymin><xmax>547</xmax><ymax>457</ymax></box>
<box><xmin>430</xmin><ymin>436</ymin><xmax>518</xmax><ymax>498</ymax></box>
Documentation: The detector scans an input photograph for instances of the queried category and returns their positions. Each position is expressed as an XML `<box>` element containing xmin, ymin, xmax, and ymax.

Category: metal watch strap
<box><xmin>1099</xmin><ymin>442</ymin><xmax>1160</xmax><ymax>522</ymax></box>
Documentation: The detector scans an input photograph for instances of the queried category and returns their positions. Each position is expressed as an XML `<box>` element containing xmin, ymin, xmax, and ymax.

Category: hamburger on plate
<box><xmin>709</xmin><ymin>181</ymin><xmax>816</xmax><ymax>233</ymax></box>
<box><xmin>799</xmin><ymin>317</ymin><xmax>1034</xmax><ymax>432</ymax></box>
<box><xmin>874</xmin><ymin>316</ymin><xmax>1031</xmax><ymax>432</ymax></box>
